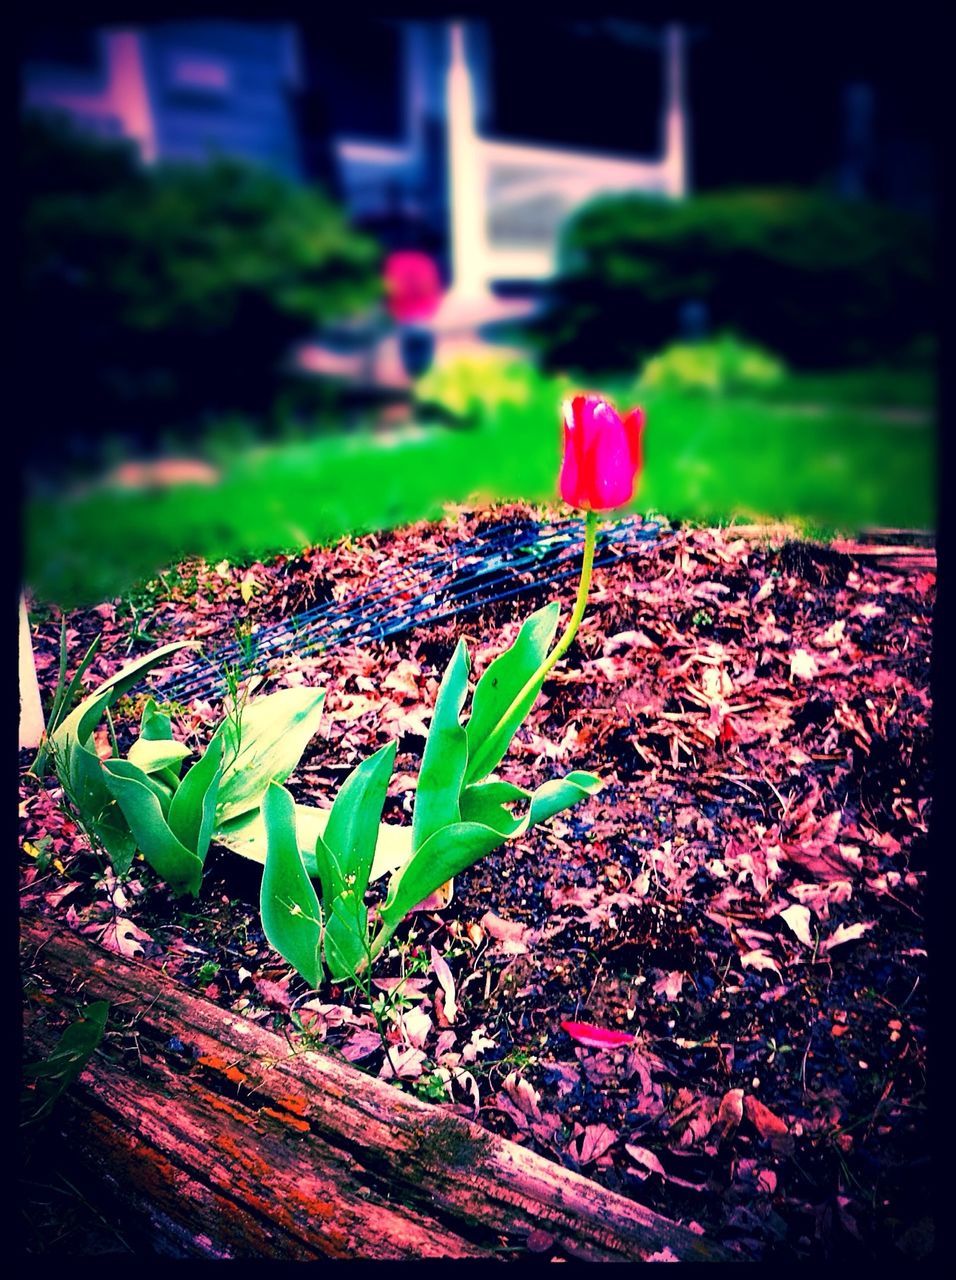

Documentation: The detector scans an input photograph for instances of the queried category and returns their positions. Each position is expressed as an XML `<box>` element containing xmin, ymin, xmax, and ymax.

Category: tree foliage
<box><xmin>21</xmin><ymin>112</ymin><xmax>382</xmax><ymax>461</ymax></box>
<box><xmin>530</xmin><ymin>188</ymin><xmax>933</xmax><ymax>373</ymax></box>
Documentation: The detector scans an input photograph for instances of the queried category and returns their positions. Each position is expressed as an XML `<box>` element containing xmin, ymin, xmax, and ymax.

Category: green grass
<box><xmin>763</xmin><ymin>363</ymin><xmax>936</xmax><ymax>410</ymax></box>
<box><xmin>24</xmin><ymin>370</ymin><xmax>936</xmax><ymax>608</ymax></box>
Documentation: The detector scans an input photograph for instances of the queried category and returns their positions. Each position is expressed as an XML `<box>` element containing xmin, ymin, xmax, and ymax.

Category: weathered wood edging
<box><xmin>21</xmin><ymin>916</ymin><xmax>728</xmax><ymax>1261</ymax></box>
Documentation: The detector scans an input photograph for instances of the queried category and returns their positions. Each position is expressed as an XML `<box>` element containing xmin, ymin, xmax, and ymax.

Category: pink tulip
<box><xmin>559</xmin><ymin>394</ymin><xmax>645</xmax><ymax>512</ymax></box>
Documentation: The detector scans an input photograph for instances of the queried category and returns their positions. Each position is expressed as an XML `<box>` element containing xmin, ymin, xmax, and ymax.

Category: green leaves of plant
<box><xmin>30</xmin><ymin>626</ymin><xmax>103</xmax><ymax>779</ymax></box>
<box><xmin>213</xmin><ymin>801</ymin><xmax>414</xmax><ymax>883</ymax></box>
<box><xmin>380</xmin><ymin>822</ymin><xmax>503</xmax><ymax>929</ymax></box>
<box><xmin>212</xmin><ymin>687</ymin><xmax>327</xmax><ymax>824</ymax></box>
<box><xmin>102</xmin><ymin>735</ymin><xmax>225</xmax><ymax>894</ymax></box>
<box><xmin>260</xmin><ymin>741</ymin><xmax>401</xmax><ymax>985</ymax></box>
<box><xmin>44</xmin><ymin>641</ymin><xmax>331</xmax><ymax>914</ymax></box>
<box><xmin>464</xmin><ymin>603</ymin><xmax>560</xmax><ymax>784</ymax></box>
<box><xmin>50</xmin><ymin>641</ymin><xmax>195</xmax><ymax>771</ymax></box>
<box><xmin>379</xmin><ymin>605</ymin><xmax>600</xmax><ymax>929</ymax></box>
<box><xmin>256</xmin><ymin>602</ymin><xmax>604</xmax><ymax>988</ymax></box>
<box><xmin>126</xmin><ymin>737</ymin><xmax>193</xmax><ymax>775</ymax></box>
<box><xmin>101</xmin><ymin>760</ymin><xmax>204</xmax><ymax>895</ymax></box>
<box><xmin>382</xmin><ymin>772</ymin><xmax>603</xmax><ymax>932</ymax></box>
<box><xmin>320</xmin><ymin>740</ymin><xmax>397</xmax><ymax>902</ymax></box>
<box><xmin>323</xmin><ymin>891</ymin><xmax>369</xmax><ymax>984</ymax></box>
<box><xmin>168</xmin><ymin>737</ymin><xmax>225</xmax><ymax>863</ymax></box>
<box><xmin>260</xmin><ymin>782</ymin><xmax>323</xmax><ymax>989</ymax></box>
<box><xmin>412</xmin><ymin>640</ymin><xmax>469</xmax><ymax>850</ymax></box>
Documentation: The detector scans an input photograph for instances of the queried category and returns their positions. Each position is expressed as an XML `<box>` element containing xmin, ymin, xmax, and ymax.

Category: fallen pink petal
<box><xmin>560</xmin><ymin>1020</ymin><xmax>637</xmax><ymax>1049</ymax></box>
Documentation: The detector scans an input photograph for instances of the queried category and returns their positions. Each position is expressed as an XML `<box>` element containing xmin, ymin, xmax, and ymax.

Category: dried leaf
<box><xmin>339</xmin><ymin>1029</ymin><xmax>382</xmax><ymax>1062</ymax></box>
<box><xmin>652</xmin><ymin>970</ymin><xmax>686</xmax><ymax>1000</ymax></box>
<box><xmin>99</xmin><ymin>917</ymin><xmax>153</xmax><ymax>958</ymax></box>
<box><xmin>740</xmin><ymin>948</ymin><xmax>782</xmax><ymax>978</ymax></box>
<box><xmin>713</xmin><ymin>1088</ymin><xmax>745</xmax><ymax>1142</ymax></box>
<box><xmin>790</xmin><ymin>649</ymin><xmax>818</xmax><ymax>681</ymax></box>
<box><xmin>779</xmin><ymin>903</ymin><xmax>814</xmax><ymax>946</ymax></box>
<box><xmin>571</xmin><ymin>1122</ymin><xmax>618</xmax><ymax>1165</ymax></box>
<box><xmin>379</xmin><ymin>1045</ymin><xmax>426</xmax><ymax>1080</ymax></box>
<box><xmin>625</xmin><ymin>1143</ymin><xmax>667</xmax><ymax>1177</ymax></box>
<box><xmin>430</xmin><ymin>946</ymin><xmax>458</xmax><ymax>1024</ymax></box>
<box><xmin>744</xmin><ymin>1094</ymin><xmax>790</xmax><ymax>1139</ymax></box>
<box><xmin>502</xmin><ymin>1071</ymin><xmax>542</xmax><ymax>1119</ymax></box>
<box><xmin>822</xmin><ymin>921</ymin><xmax>875</xmax><ymax>952</ymax></box>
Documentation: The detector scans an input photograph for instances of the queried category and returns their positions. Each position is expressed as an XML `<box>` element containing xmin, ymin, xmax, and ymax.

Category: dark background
<box><xmin>19</xmin><ymin>7</ymin><xmax>940</xmax><ymax>215</ymax></box>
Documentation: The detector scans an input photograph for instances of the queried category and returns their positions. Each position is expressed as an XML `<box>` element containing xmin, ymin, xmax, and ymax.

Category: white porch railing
<box><xmin>447</xmin><ymin>22</ymin><xmax>688</xmax><ymax>294</ymax></box>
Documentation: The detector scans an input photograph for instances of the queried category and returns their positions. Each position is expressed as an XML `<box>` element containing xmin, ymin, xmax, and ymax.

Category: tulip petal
<box><xmin>623</xmin><ymin>407</ymin><xmax>645</xmax><ymax>471</ymax></box>
<box><xmin>573</xmin><ymin>394</ymin><xmax>617</xmax><ymax>458</ymax></box>
<box><xmin>589</xmin><ymin>411</ymin><xmax>636</xmax><ymax>510</ymax></box>
<box><xmin>559</xmin><ymin>400</ymin><xmax>583</xmax><ymax>506</ymax></box>
<box><xmin>560</xmin><ymin>1020</ymin><xmax>635</xmax><ymax>1049</ymax></box>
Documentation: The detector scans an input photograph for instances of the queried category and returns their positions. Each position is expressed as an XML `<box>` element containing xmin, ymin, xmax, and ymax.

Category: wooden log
<box><xmin>21</xmin><ymin>915</ymin><xmax>728</xmax><ymax>1261</ymax></box>
<box><xmin>828</xmin><ymin>541</ymin><xmax>936</xmax><ymax>572</ymax></box>
<box><xmin>858</xmin><ymin>526</ymin><xmax>935</xmax><ymax>547</ymax></box>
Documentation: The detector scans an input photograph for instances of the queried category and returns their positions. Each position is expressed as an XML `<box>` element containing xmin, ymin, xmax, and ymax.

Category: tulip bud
<box><xmin>559</xmin><ymin>394</ymin><xmax>644</xmax><ymax>512</ymax></box>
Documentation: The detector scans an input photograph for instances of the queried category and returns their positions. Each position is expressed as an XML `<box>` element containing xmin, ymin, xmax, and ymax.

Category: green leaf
<box><xmin>126</xmin><ymin>738</ymin><xmax>192</xmax><ymax>775</ymax></box>
<box><xmin>101</xmin><ymin>759</ymin><xmax>203</xmax><ymax>895</ymax></box>
<box><xmin>312</xmin><ymin>835</ymin><xmax>346</xmax><ymax>908</ymax></box>
<box><xmin>133</xmin><ymin>697</ymin><xmax>192</xmax><ymax>781</ymax></box>
<box><xmin>63</xmin><ymin>737</ymin><xmax>113</xmax><ymax>821</ymax></box>
<box><xmin>212</xmin><ymin>686</ymin><xmax>326</xmax><ymax>825</ymax></box>
<box><xmin>131</xmin><ymin>765</ymin><xmax>177</xmax><ymax>818</ymax></box>
<box><xmin>461</xmin><ymin>772</ymin><xmax>603</xmax><ymax>840</ymax></box>
<box><xmin>21</xmin><ymin>1000</ymin><xmax>109</xmax><ymax>1128</ymax></box>
<box><xmin>383</xmin><ymin>771</ymin><xmax>603</xmax><ymax>931</ymax></box>
<box><xmin>167</xmin><ymin>737</ymin><xmax>224</xmax><ymax>863</ymax></box>
<box><xmin>323</xmin><ymin>890</ymin><xmax>369</xmax><ymax>983</ymax></box>
<box><xmin>33</xmin><ymin>631</ymin><xmax>103</xmax><ymax>778</ymax></box>
<box><xmin>380</xmin><ymin>821</ymin><xmax>504</xmax><ymax>929</ymax></box>
<box><xmin>44</xmin><ymin>620</ymin><xmax>75</xmax><ymax>737</ymax></box>
<box><xmin>412</xmin><ymin>640</ymin><xmax>470</xmax><ymax>851</ymax></box>
<box><xmin>140</xmin><ymin>697</ymin><xmax>173</xmax><ymax>742</ymax></box>
<box><xmin>524</xmin><ymin>771</ymin><xmax>604</xmax><ymax>826</ymax></box>
<box><xmin>458</xmin><ymin>779</ymin><xmax>530</xmax><ymax>839</ymax></box>
<box><xmin>50</xmin><ymin>641</ymin><xmax>195</xmax><ymax>760</ymax></box>
<box><xmin>260</xmin><ymin>782</ymin><xmax>323</xmax><ymax>989</ymax></box>
<box><xmin>60</xmin><ymin>739</ymin><xmax>139</xmax><ymax>874</ymax></box>
<box><xmin>464</xmin><ymin>603</ymin><xmax>560</xmax><ymax>784</ymax></box>
<box><xmin>323</xmin><ymin>741</ymin><xmax>397</xmax><ymax>900</ymax></box>
<box><xmin>213</xmin><ymin>804</ymin><xmax>413</xmax><ymax>883</ymax></box>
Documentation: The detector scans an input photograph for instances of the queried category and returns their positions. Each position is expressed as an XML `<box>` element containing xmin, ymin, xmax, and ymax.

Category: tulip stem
<box><xmin>537</xmin><ymin>508</ymin><xmax>599</xmax><ymax>682</ymax></box>
<box><xmin>465</xmin><ymin>510</ymin><xmax>599</xmax><ymax>782</ymax></box>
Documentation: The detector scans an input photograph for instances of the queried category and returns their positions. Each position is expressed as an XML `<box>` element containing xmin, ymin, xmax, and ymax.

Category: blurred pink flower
<box><xmin>384</xmin><ymin>250</ymin><xmax>443</xmax><ymax>323</ymax></box>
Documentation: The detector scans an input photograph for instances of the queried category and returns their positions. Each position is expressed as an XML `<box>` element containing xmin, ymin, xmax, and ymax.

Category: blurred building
<box><xmin>21</xmin><ymin>17</ymin><xmax>690</xmax><ymax>307</ymax></box>
<box><xmin>22</xmin><ymin>23</ymin><xmax>304</xmax><ymax>176</ymax></box>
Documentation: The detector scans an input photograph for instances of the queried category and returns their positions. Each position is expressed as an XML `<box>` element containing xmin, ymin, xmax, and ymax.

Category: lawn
<box><xmin>24</xmin><ymin>369</ymin><xmax>935</xmax><ymax>608</ymax></box>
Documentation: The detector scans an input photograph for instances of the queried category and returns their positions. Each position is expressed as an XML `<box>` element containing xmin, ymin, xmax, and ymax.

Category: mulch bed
<box><xmin>20</xmin><ymin>503</ymin><xmax>935</xmax><ymax>1262</ymax></box>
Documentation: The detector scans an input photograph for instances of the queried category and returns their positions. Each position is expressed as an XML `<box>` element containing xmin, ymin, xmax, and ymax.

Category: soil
<box><xmin>19</xmin><ymin>503</ymin><xmax>935</xmax><ymax>1262</ymax></box>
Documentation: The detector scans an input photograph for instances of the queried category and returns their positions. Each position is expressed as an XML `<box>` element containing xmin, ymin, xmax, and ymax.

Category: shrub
<box><xmin>21</xmin><ymin>112</ymin><xmax>382</xmax><ymax>470</ymax></box>
<box><xmin>414</xmin><ymin>354</ymin><xmax>557</xmax><ymax>422</ymax></box>
<box><xmin>635</xmin><ymin>333</ymin><xmax>787</xmax><ymax>397</ymax></box>
<box><xmin>530</xmin><ymin>188</ymin><xmax>933</xmax><ymax>373</ymax></box>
